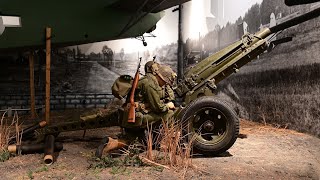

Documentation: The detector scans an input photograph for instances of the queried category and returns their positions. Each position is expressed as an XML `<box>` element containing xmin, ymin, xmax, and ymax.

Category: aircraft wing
<box><xmin>0</xmin><ymin>0</ymin><xmax>190</xmax><ymax>51</ymax></box>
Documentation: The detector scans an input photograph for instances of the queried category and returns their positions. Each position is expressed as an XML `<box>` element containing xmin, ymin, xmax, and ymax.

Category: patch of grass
<box><xmin>64</xmin><ymin>172</ymin><xmax>75</xmax><ymax>180</ymax></box>
<box><xmin>0</xmin><ymin>112</ymin><xmax>12</xmax><ymax>151</ymax></box>
<box><xmin>90</xmin><ymin>139</ymin><xmax>144</xmax><ymax>170</ymax></box>
<box><xmin>92</xmin><ymin>168</ymin><xmax>101</xmax><ymax>179</ymax></box>
<box><xmin>123</xmin><ymin>154</ymin><xmax>143</xmax><ymax>167</ymax></box>
<box><xmin>92</xmin><ymin>155</ymin><xmax>122</xmax><ymax>169</ymax></box>
<box><xmin>222</xmin><ymin>63</ymin><xmax>320</xmax><ymax>137</ymax></box>
<box><xmin>35</xmin><ymin>166</ymin><xmax>48</xmax><ymax>173</ymax></box>
<box><xmin>27</xmin><ymin>169</ymin><xmax>34</xmax><ymax>179</ymax></box>
<box><xmin>151</xmin><ymin>165</ymin><xmax>164</xmax><ymax>172</ymax></box>
<box><xmin>0</xmin><ymin>111</ymin><xmax>22</xmax><ymax>161</ymax></box>
<box><xmin>89</xmin><ymin>119</ymin><xmax>194</xmax><ymax>178</ymax></box>
<box><xmin>109</xmin><ymin>166</ymin><xmax>128</xmax><ymax>175</ymax></box>
<box><xmin>0</xmin><ymin>150</ymin><xmax>10</xmax><ymax>162</ymax></box>
<box><xmin>122</xmin><ymin>141</ymin><xmax>144</xmax><ymax>167</ymax></box>
<box><xmin>144</xmin><ymin>119</ymin><xmax>194</xmax><ymax>178</ymax></box>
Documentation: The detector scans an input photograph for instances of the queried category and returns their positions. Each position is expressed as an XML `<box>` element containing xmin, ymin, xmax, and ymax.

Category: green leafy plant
<box><xmin>0</xmin><ymin>150</ymin><xmax>9</xmax><ymax>162</ymax></box>
<box><xmin>27</xmin><ymin>169</ymin><xmax>34</xmax><ymax>179</ymax></box>
<box><xmin>35</xmin><ymin>166</ymin><xmax>48</xmax><ymax>173</ymax></box>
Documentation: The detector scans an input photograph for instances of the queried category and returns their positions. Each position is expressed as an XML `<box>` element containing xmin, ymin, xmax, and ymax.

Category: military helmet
<box><xmin>156</xmin><ymin>65</ymin><xmax>177</xmax><ymax>86</ymax></box>
<box><xmin>144</xmin><ymin>61</ymin><xmax>156</xmax><ymax>73</ymax></box>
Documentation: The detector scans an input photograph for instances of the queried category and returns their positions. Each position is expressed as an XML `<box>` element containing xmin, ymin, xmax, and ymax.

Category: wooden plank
<box><xmin>45</xmin><ymin>27</ymin><xmax>51</xmax><ymax>124</ymax></box>
<box><xmin>29</xmin><ymin>52</ymin><xmax>36</xmax><ymax>119</ymax></box>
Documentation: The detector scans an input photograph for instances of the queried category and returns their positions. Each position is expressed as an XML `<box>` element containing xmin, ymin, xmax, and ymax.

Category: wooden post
<box><xmin>29</xmin><ymin>52</ymin><xmax>36</xmax><ymax>119</ymax></box>
<box><xmin>176</xmin><ymin>5</ymin><xmax>184</xmax><ymax>80</ymax></box>
<box><xmin>45</xmin><ymin>27</ymin><xmax>51</xmax><ymax>124</ymax></box>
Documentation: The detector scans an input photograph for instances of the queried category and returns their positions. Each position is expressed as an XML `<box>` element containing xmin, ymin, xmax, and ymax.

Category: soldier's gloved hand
<box><xmin>166</xmin><ymin>102</ymin><xmax>175</xmax><ymax>110</ymax></box>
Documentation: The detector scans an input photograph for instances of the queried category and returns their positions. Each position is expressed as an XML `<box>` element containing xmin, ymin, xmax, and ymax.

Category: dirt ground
<box><xmin>0</xmin><ymin>119</ymin><xmax>319</xmax><ymax>180</ymax></box>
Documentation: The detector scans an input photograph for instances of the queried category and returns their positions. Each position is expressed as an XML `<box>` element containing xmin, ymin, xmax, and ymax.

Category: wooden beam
<box><xmin>45</xmin><ymin>27</ymin><xmax>51</xmax><ymax>124</ymax></box>
<box><xmin>29</xmin><ymin>52</ymin><xmax>36</xmax><ymax>119</ymax></box>
<box><xmin>177</xmin><ymin>5</ymin><xmax>184</xmax><ymax>80</ymax></box>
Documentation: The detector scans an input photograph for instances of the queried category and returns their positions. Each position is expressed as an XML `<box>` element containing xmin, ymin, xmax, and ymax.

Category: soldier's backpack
<box><xmin>111</xmin><ymin>75</ymin><xmax>133</xmax><ymax>100</ymax></box>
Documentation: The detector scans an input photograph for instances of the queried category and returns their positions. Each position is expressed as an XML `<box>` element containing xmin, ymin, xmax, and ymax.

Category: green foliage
<box><xmin>123</xmin><ymin>154</ymin><xmax>143</xmax><ymax>167</ymax></box>
<box><xmin>90</xmin><ymin>140</ymin><xmax>144</xmax><ymax>173</ymax></box>
<box><xmin>92</xmin><ymin>155</ymin><xmax>122</xmax><ymax>169</ymax></box>
<box><xmin>90</xmin><ymin>154</ymin><xmax>143</xmax><ymax>170</ymax></box>
<box><xmin>151</xmin><ymin>165</ymin><xmax>164</xmax><ymax>172</ymax></box>
<box><xmin>27</xmin><ymin>169</ymin><xmax>34</xmax><ymax>179</ymax></box>
<box><xmin>64</xmin><ymin>172</ymin><xmax>76</xmax><ymax>180</ymax></box>
<box><xmin>0</xmin><ymin>150</ymin><xmax>10</xmax><ymax>162</ymax></box>
<box><xmin>123</xmin><ymin>141</ymin><xmax>143</xmax><ymax>167</ymax></box>
<box><xmin>35</xmin><ymin>166</ymin><xmax>48</xmax><ymax>173</ymax></box>
<box><xmin>109</xmin><ymin>166</ymin><xmax>128</xmax><ymax>175</ymax></box>
<box><xmin>243</xmin><ymin>3</ymin><xmax>261</xmax><ymax>33</ymax></box>
<box><xmin>25</xmin><ymin>166</ymin><xmax>48</xmax><ymax>179</ymax></box>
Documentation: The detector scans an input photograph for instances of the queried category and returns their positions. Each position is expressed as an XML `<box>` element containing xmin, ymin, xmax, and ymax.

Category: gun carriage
<box><xmin>13</xmin><ymin>6</ymin><xmax>320</xmax><ymax>155</ymax></box>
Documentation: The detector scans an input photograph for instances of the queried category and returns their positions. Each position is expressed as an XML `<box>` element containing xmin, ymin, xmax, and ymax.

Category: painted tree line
<box><xmin>185</xmin><ymin>0</ymin><xmax>318</xmax><ymax>56</ymax></box>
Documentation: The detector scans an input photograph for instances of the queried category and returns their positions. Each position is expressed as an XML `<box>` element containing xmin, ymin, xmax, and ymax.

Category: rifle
<box><xmin>128</xmin><ymin>57</ymin><xmax>142</xmax><ymax>123</ymax></box>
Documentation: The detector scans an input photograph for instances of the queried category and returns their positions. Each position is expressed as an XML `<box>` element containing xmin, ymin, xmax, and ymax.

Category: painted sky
<box><xmin>81</xmin><ymin>0</ymin><xmax>263</xmax><ymax>54</ymax></box>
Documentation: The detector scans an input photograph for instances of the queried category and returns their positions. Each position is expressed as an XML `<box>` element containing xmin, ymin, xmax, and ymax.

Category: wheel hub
<box><xmin>203</xmin><ymin>120</ymin><xmax>214</xmax><ymax>132</ymax></box>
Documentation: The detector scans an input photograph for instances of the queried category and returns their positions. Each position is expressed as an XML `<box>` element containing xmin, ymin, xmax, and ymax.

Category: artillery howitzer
<box><xmin>14</xmin><ymin>6</ymin><xmax>320</xmax><ymax>156</ymax></box>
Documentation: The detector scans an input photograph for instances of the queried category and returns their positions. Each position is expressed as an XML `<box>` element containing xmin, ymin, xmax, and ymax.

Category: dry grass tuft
<box><xmin>0</xmin><ymin>111</ymin><xmax>22</xmax><ymax>161</ymax></box>
<box><xmin>0</xmin><ymin>112</ymin><xmax>12</xmax><ymax>150</ymax></box>
<box><xmin>144</xmin><ymin>119</ymin><xmax>195</xmax><ymax>178</ymax></box>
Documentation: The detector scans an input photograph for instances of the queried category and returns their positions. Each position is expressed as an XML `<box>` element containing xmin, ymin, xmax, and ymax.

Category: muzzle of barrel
<box><xmin>44</xmin><ymin>135</ymin><xmax>55</xmax><ymax>165</ymax></box>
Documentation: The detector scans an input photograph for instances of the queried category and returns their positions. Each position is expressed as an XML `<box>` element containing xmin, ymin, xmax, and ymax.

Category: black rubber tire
<box><xmin>180</xmin><ymin>96</ymin><xmax>239</xmax><ymax>156</ymax></box>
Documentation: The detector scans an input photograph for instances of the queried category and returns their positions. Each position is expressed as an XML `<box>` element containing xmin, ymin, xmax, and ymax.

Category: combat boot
<box><xmin>95</xmin><ymin>137</ymin><xmax>127</xmax><ymax>158</ymax></box>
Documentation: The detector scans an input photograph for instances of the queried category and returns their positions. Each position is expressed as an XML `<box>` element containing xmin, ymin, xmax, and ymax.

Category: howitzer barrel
<box><xmin>269</xmin><ymin>6</ymin><xmax>320</xmax><ymax>35</ymax></box>
<box><xmin>176</xmin><ymin>6</ymin><xmax>320</xmax><ymax>103</ymax></box>
<box><xmin>285</xmin><ymin>0</ymin><xmax>320</xmax><ymax>6</ymax></box>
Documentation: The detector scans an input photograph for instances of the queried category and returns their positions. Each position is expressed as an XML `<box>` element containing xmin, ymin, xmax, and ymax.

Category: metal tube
<box><xmin>44</xmin><ymin>135</ymin><xmax>55</xmax><ymax>165</ymax></box>
<box><xmin>270</xmin><ymin>6</ymin><xmax>320</xmax><ymax>33</ymax></box>
<box><xmin>23</xmin><ymin>121</ymin><xmax>47</xmax><ymax>135</ymax></box>
<box><xmin>285</xmin><ymin>0</ymin><xmax>319</xmax><ymax>6</ymax></box>
<box><xmin>10</xmin><ymin>121</ymin><xmax>47</xmax><ymax>144</ymax></box>
<box><xmin>7</xmin><ymin>142</ymin><xmax>63</xmax><ymax>154</ymax></box>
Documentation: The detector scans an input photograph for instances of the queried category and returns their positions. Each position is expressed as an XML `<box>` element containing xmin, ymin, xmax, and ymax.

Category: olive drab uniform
<box><xmin>95</xmin><ymin>62</ymin><xmax>176</xmax><ymax>158</ymax></box>
<box><xmin>121</xmin><ymin>73</ymin><xmax>174</xmax><ymax>128</ymax></box>
<box><xmin>161</xmin><ymin>85</ymin><xmax>175</xmax><ymax>103</ymax></box>
<box><xmin>145</xmin><ymin>61</ymin><xmax>175</xmax><ymax>103</ymax></box>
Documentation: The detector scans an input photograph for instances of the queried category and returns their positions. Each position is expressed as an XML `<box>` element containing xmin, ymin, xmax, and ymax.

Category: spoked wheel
<box><xmin>180</xmin><ymin>96</ymin><xmax>239</xmax><ymax>156</ymax></box>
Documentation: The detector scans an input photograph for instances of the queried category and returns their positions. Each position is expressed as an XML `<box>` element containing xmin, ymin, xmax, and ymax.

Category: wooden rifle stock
<box><xmin>128</xmin><ymin>58</ymin><xmax>141</xmax><ymax>123</ymax></box>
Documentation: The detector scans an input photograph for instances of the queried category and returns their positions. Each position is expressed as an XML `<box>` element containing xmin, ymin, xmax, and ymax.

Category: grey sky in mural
<box><xmin>79</xmin><ymin>0</ymin><xmax>262</xmax><ymax>54</ymax></box>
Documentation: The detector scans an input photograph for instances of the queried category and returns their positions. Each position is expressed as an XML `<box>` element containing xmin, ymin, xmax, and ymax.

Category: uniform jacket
<box><xmin>135</xmin><ymin>73</ymin><xmax>169</xmax><ymax>113</ymax></box>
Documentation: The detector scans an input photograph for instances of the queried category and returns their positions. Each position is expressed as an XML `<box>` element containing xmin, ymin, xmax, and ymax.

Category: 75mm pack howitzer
<box><xmin>13</xmin><ymin>6</ymin><xmax>320</xmax><ymax>156</ymax></box>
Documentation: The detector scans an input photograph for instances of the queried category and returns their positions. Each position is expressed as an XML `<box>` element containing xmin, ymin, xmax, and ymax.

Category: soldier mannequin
<box><xmin>96</xmin><ymin>62</ymin><xmax>176</xmax><ymax>158</ymax></box>
<box><xmin>145</xmin><ymin>61</ymin><xmax>175</xmax><ymax>104</ymax></box>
